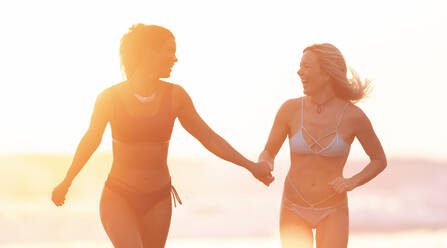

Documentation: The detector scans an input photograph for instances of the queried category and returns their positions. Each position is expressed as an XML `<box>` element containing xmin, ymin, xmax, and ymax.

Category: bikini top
<box><xmin>289</xmin><ymin>98</ymin><xmax>350</xmax><ymax>157</ymax></box>
<box><xmin>109</xmin><ymin>83</ymin><xmax>176</xmax><ymax>144</ymax></box>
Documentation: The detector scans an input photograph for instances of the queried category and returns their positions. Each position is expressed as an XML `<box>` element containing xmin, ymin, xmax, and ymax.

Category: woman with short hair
<box><xmin>52</xmin><ymin>24</ymin><xmax>273</xmax><ymax>248</ymax></box>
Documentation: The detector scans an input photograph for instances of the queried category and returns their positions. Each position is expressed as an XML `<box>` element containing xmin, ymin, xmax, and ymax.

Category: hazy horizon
<box><xmin>1</xmin><ymin>0</ymin><xmax>447</xmax><ymax>161</ymax></box>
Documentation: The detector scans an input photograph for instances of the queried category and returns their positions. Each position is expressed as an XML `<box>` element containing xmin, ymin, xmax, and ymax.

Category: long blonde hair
<box><xmin>304</xmin><ymin>43</ymin><xmax>371</xmax><ymax>103</ymax></box>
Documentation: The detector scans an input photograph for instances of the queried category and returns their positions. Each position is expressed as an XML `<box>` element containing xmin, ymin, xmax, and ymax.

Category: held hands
<box><xmin>329</xmin><ymin>176</ymin><xmax>359</xmax><ymax>194</ymax></box>
<box><xmin>51</xmin><ymin>181</ymin><xmax>71</xmax><ymax>206</ymax></box>
<box><xmin>247</xmin><ymin>161</ymin><xmax>275</xmax><ymax>186</ymax></box>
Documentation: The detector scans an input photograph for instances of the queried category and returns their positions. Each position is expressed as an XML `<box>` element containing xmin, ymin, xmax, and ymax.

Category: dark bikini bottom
<box><xmin>105</xmin><ymin>177</ymin><xmax>182</xmax><ymax>217</ymax></box>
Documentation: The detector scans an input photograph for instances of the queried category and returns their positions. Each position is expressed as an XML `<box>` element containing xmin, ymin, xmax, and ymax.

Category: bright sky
<box><xmin>1</xmin><ymin>0</ymin><xmax>446</xmax><ymax>161</ymax></box>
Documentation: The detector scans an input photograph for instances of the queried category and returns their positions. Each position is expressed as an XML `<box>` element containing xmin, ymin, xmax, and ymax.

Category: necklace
<box><xmin>134</xmin><ymin>92</ymin><xmax>156</xmax><ymax>103</ymax></box>
<box><xmin>311</xmin><ymin>96</ymin><xmax>335</xmax><ymax>114</ymax></box>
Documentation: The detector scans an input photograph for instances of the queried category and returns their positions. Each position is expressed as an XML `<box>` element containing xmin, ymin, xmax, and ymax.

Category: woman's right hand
<box><xmin>52</xmin><ymin>181</ymin><xmax>71</xmax><ymax>206</ymax></box>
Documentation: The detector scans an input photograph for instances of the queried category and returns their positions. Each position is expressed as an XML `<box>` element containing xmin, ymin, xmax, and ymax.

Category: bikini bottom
<box><xmin>283</xmin><ymin>197</ymin><xmax>348</xmax><ymax>228</ymax></box>
<box><xmin>105</xmin><ymin>177</ymin><xmax>182</xmax><ymax>217</ymax></box>
<box><xmin>283</xmin><ymin>177</ymin><xmax>347</xmax><ymax>228</ymax></box>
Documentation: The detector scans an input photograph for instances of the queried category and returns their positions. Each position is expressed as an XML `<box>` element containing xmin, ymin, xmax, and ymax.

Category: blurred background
<box><xmin>1</xmin><ymin>0</ymin><xmax>446</xmax><ymax>247</ymax></box>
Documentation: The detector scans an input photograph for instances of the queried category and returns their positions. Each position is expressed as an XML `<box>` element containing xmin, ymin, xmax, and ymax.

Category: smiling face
<box><xmin>155</xmin><ymin>38</ymin><xmax>177</xmax><ymax>78</ymax></box>
<box><xmin>140</xmin><ymin>38</ymin><xmax>177</xmax><ymax>79</ymax></box>
<box><xmin>297</xmin><ymin>51</ymin><xmax>330</xmax><ymax>96</ymax></box>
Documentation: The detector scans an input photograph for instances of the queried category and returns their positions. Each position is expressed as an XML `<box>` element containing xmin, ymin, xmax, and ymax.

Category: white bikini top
<box><xmin>289</xmin><ymin>98</ymin><xmax>350</xmax><ymax>157</ymax></box>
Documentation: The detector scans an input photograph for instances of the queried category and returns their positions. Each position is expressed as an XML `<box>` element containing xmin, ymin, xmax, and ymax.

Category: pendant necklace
<box><xmin>312</xmin><ymin>96</ymin><xmax>335</xmax><ymax>114</ymax></box>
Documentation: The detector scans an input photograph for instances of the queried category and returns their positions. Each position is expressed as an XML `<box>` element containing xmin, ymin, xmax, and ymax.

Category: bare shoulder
<box><xmin>99</xmin><ymin>81</ymin><xmax>127</xmax><ymax>99</ymax></box>
<box><xmin>169</xmin><ymin>82</ymin><xmax>191</xmax><ymax>105</ymax></box>
<box><xmin>170</xmin><ymin>82</ymin><xmax>188</xmax><ymax>97</ymax></box>
<box><xmin>346</xmin><ymin>103</ymin><xmax>367</xmax><ymax>119</ymax></box>
<box><xmin>344</xmin><ymin>103</ymin><xmax>373</xmax><ymax>131</ymax></box>
<box><xmin>90</xmin><ymin>83</ymin><xmax>124</xmax><ymax>120</ymax></box>
<box><xmin>168</xmin><ymin>83</ymin><xmax>193</xmax><ymax>115</ymax></box>
<box><xmin>275</xmin><ymin>97</ymin><xmax>301</xmax><ymax>123</ymax></box>
<box><xmin>281</xmin><ymin>97</ymin><xmax>301</xmax><ymax>111</ymax></box>
<box><xmin>279</xmin><ymin>97</ymin><xmax>301</xmax><ymax>115</ymax></box>
<box><xmin>96</xmin><ymin>84</ymin><xmax>119</xmax><ymax>105</ymax></box>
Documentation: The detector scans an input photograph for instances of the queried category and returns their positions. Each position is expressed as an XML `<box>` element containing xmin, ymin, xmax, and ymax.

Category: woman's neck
<box><xmin>128</xmin><ymin>70</ymin><xmax>161</xmax><ymax>96</ymax></box>
<box><xmin>309</xmin><ymin>86</ymin><xmax>336</xmax><ymax>105</ymax></box>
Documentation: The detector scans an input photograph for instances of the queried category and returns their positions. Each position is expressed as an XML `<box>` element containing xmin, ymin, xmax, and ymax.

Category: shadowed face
<box><xmin>297</xmin><ymin>51</ymin><xmax>330</xmax><ymax>96</ymax></box>
<box><xmin>141</xmin><ymin>38</ymin><xmax>177</xmax><ymax>79</ymax></box>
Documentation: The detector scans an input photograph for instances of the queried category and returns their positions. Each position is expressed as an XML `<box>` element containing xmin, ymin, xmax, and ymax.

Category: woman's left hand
<box><xmin>329</xmin><ymin>177</ymin><xmax>359</xmax><ymax>193</ymax></box>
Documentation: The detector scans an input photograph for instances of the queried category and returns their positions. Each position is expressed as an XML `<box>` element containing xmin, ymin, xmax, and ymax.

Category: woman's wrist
<box><xmin>62</xmin><ymin>178</ymin><xmax>73</xmax><ymax>187</ymax></box>
<box><xmin>258</xmin><ymin>158</ymin><xmax>273</xmax><ymax>170</ymax></box>
<box><xmin>349</xmin><ymin>176</ymin><xmax>361</xmax><ymax>188</ymax></box>
<box><xmin>241</xmin><ymin>159</ymin><xmax>255</xmax><ymax>171</ymax></box>
<box><xmin>261</xmin><ymin>160</ymin><xmax>273</xmax><ymax>171</ymax></box>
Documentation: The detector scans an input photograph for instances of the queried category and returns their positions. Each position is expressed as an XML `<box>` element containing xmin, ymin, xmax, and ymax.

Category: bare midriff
<box><xmin>108</xmin><ymin>140</ymin><xmax>171</xmax><ymax>192</ymax></box>
<box><xmin>283</xmin><ymin>151</ymin><xmax>350</xmax><ymax>208</ymax></box>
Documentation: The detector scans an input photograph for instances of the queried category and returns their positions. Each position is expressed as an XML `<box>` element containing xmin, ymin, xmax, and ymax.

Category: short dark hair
<box><xmin>119</xmin><ymin>24</ymin><xmax>174</xmax><ymax>79</ymax></box>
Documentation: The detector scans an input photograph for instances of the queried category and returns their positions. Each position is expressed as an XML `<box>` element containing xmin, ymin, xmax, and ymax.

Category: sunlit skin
<box><xmin>51</xmin><ymin>30</ymin><xmax>273</xmax><ymax>248</ymax></box>
<box><xmin>259</xmin><ymin>50</ymin><xmax>387</xmax><ymax>248</ymax></box>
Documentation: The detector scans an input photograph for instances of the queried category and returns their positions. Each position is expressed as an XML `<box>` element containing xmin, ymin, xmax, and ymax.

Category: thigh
<box><xmin>100</xmin><ymin>186</ymin><xmax>144</xmax><ymax>248</ymax></box>
<box><xmin>315</xmin><ymin>206</ymin><xmax>349</xmax><ymax>248</ymax></box>
<box><xmin>140</xmin><ymin>195</ymin><xmax>172</xmax><ymax>248</ymax></box>
<box><xmin>280</xmin><ymin>206</ymin><xmax>314</xmax><ymax>248</ymax></box>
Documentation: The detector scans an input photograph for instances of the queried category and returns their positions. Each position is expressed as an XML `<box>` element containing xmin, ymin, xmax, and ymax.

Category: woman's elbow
<box><xmin>377</xmin><ymin>157</ymin><xmax>387</xmax><ymax>172</ymax></box>
<box><xmin>83</xmin><ymin>129</ymin><xmax>103</xmax><ymax>148</ymax></box>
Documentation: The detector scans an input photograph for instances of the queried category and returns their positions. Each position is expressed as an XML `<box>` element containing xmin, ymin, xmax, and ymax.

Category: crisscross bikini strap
<box><xmin>313</xmin><ymin>130</ymin><xmax>337</xmax><ymax>143</ymax></box>
<box><xmin>287</xmin><ymin>175</ymin><xmax>314</xmax><ymax>207</ymax></box>
<box><xmin>301</xmin><ymin>97</ymin><xmax>332</xmax><ymax>149</ymax></box>
<box><xmin>336</xmin><ymin>103</ymin><xmax>350</xmax><ymax>129</ymax></box>
<box><xmin>301</xmin><ymin>128</ymin><xmax>324</xmax><ymax>149</ymax></box>
<box><xmin>287</xmin><ymin>176</ymin><xmax>338</xmax><ymax>208</ymax></box>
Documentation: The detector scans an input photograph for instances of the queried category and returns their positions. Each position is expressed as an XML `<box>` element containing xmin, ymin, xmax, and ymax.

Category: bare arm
<box><xmin>52</xmin><ymin>90</ymin><xmax>110</xmax><ymax>206</ymax></box>
<box><xmin>258</xmin><ymin>100</ymin><xmax>292</xmax><ymax>171</ymax></box>
<box><xmin>330</xmin><ymin>107</ymin><xmax>387</xmax><ymax>193</ymax></box>
<box><xmin>174</xmin><ymin>85</ymin><xmax>273</xmax><ymax>184</ymax></box>
<box><xmin>349</xmin><ymin>109</ymin><xmax>387</xmax><ymax>187</ymax></box>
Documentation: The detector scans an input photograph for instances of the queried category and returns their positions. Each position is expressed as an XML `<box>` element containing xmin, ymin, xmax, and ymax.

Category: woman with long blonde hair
<box><xmin>259</xmin><ymin>43</ymin><xmax>387</xmax><ymax>248</ymax></box>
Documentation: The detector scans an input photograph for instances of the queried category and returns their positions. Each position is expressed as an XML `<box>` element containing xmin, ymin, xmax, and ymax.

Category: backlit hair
<box><xmin>304</xmin><ymin>43</ymin><xmax>371</xmax><ymax>103</ymax></box>
<box><xmin>119</xmin><ymin>24</ymin><xmax>174</xmax><ymax>79</ymax></box>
